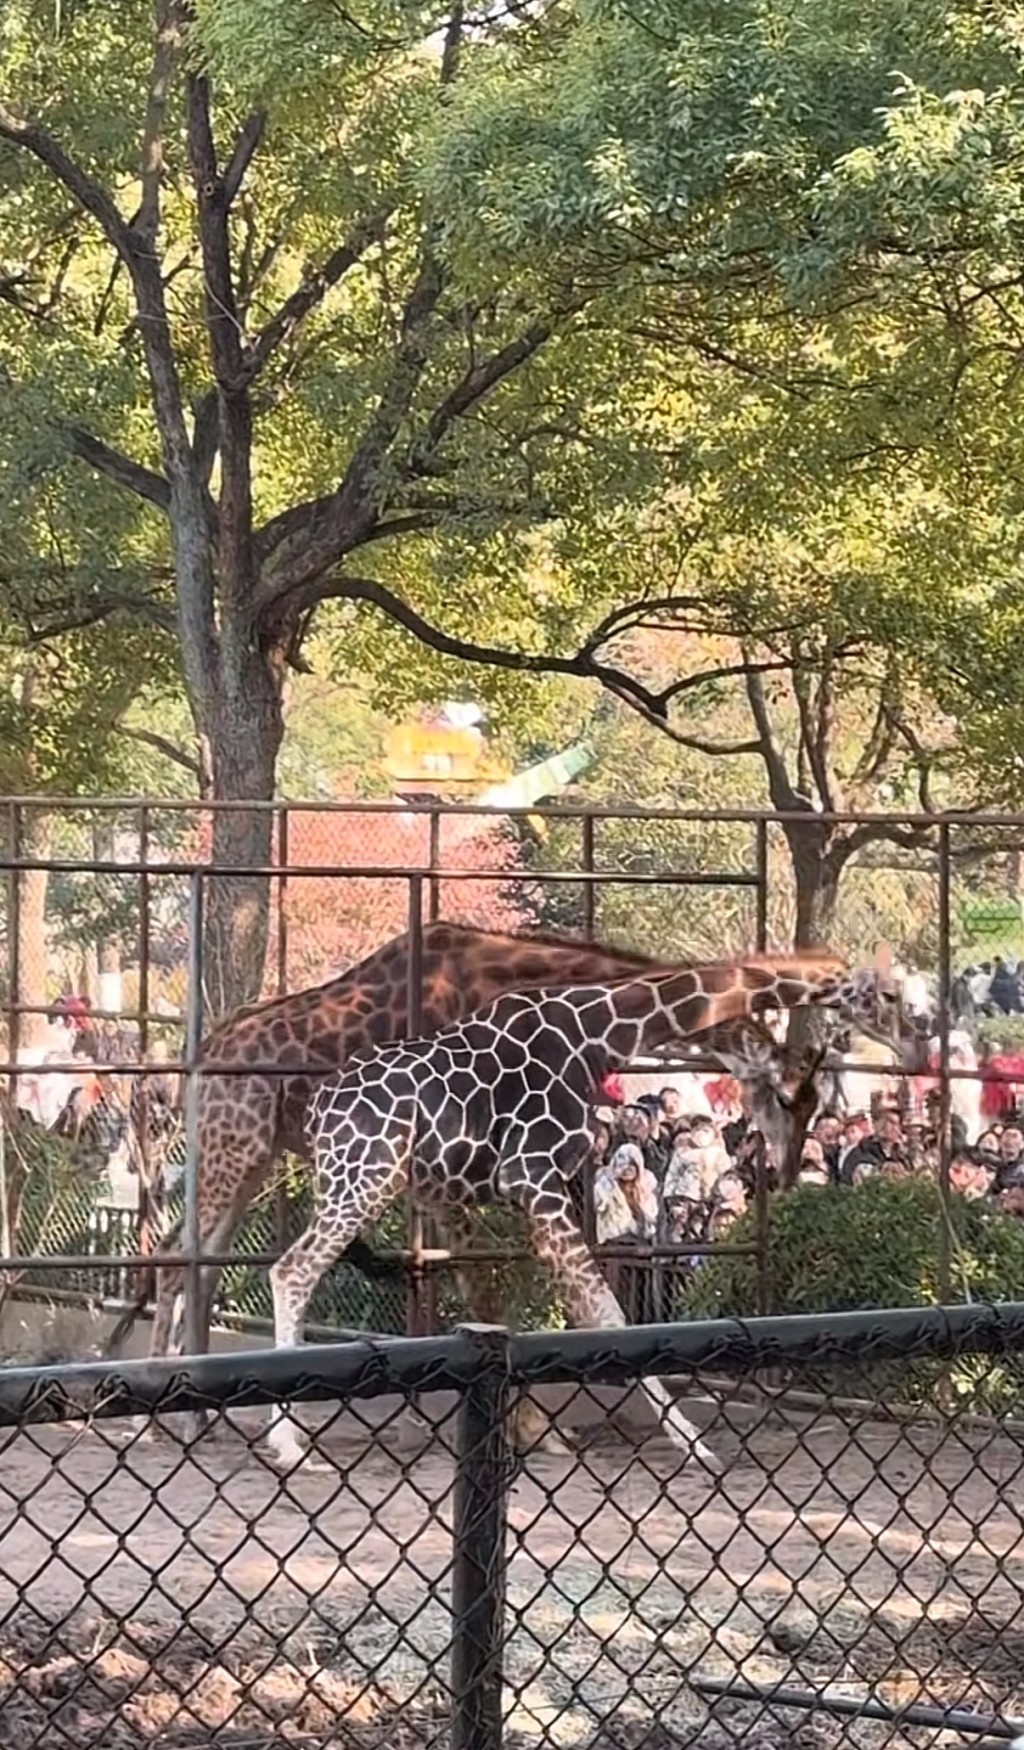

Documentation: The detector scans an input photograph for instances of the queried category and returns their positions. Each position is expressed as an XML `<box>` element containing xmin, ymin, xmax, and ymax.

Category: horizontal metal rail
<box><xmin>0</xmin><ymin>856</ymin><xmax>760</xmax><ymax>883</ymax></box>
<box><xmin>0</xmin><ymin>1055</ymin><xmax>1000</xmax><ymax>1081</ymax></box>
<box><xmin>3</xmin><ymin>795</ymin><xmax>1024</xmax><ymax>826</ymax></box>
<box><xmin>693</xmin><ymin>1675</ymin><xmax>1024</xmax><ymax>1739</ymax></box>
<box><xmin>0</xmin><ymin>1299</ymin><xmax>1021</xmax><ymax>1425</ymax></box>
<box><xmin>0</xmin><ymin>1239</ymin><xmax>758</xmax><ymax>1272</ymax></box>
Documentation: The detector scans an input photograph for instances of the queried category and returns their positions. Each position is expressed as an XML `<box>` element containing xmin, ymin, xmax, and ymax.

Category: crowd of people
<box><xmin>588</xmin><ymin>1067</ymin><xmax>1024</xmax><ymax>1316</ymax></box>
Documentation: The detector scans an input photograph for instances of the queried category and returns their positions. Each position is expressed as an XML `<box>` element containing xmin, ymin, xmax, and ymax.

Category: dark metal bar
<box><xmin>182</xmin><ymin>870</ymin><xmax>205</xmax><ymax>1362</ymax></box>
<box><xmin>3</xmin><ymin>793</ymin><xmax>1024</xmax><ymax>827</ymax></box>
<box><xmin>0</xmin><ymin>1043</ymin><xmax>987</xmax><ymax>1071</ymax></box>
<box><xmin>692</xmin><ymin>1674</ymin><xmax>1024</xmax><ymax>1738</ymax></box>
<box><xmin>136</xmin><ymin>803</ymin><xmax>156</xmax><ymax>1263</ymax></box>
<box><xmin>7</xmin><ymin>801</ymin><xmax>21</xmax><ymax>1078</ymax></box>
<box><xmin>3</xmin><ymin>1050</ymin><xmax>989</xmax><ymax>1081</ymax></box>
<box><xmin>581</xmin><ymin>813</ymin><xmax>596</xmax><ymax>938</ymax></box>
<box><xmin>405</xmin><ymin>873</ymin><xmax>428</xmax><ymax>1339</ymax></box>
<box><xmin>937</xmin><ymin>820</ymin><xmax>953</xmax><ymax>1304</ymax></box>
<box><xmin>276</xmin><ymin>804</ymin><xmax>289</xmax><ymax>996</ymax></box>
<box><xmin>753</xmin><ymin>1138</ymin><xmax>772</xmax><ymax>1318</ymax></box>
<box><xmin>428</xmin><ymin>808</ymin><xmax>441</xmax><ymax>922</ymax></box>
<box><xmin>0</xmin><ymin>856</ymin><xmax>764</xmax><ymax>885</ymax></box>
<box><xmin>1</xmin><ymin>1299</ymin><xmax>1023</xmax><ymax>1428</ymax></box>
<box><xmin>273</xmin><ymin>805</ymin><xmax>291</xmax><ymax>1261</ymax></box>
<box><xmin>0</xmin><ymin>1238</ymin><xmax>758</xmax><ymax>1272</ymax></box>
<box><xmin>450</xmin><ymin>1324</ymin><xmax>511</xmax><ymax>1750</ymax></box>
<box><xmin>754</xmin><ymin>818</ymin><xmax>769</xmax><ymax>950</ymax></box>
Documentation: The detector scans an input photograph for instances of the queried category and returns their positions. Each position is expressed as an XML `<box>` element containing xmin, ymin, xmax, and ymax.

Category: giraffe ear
<box><xmin>873</xmin><ymin>940</ymin><xmax>892</xmax><ymax>978</ymax></box>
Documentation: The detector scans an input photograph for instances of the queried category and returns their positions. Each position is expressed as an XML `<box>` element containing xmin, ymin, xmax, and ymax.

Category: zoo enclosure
<box><xmin>1</xmin><ymin>798</ymin><xmax>1022</xmax><ymax>1345</ymax></box>
<box><xmin>0</xmin><ymin>1300</ymin><xmax>1022</xmax><ymax>1749</ymax></box>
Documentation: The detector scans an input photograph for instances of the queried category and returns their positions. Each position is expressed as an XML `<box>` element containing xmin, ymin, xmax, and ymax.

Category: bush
<box><xmin>684</xmin><ymin>1176</ymin><xmax>1024</xmax><ymax>1414</ymax></box>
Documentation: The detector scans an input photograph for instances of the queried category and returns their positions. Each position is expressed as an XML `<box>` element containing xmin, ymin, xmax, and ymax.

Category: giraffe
<box><xmin>263</xmin><ymin>949</ymin><xmax>927</xmax><ymax>1474</ymax></box>
<box><xmin>105</xmin><ymin>924</ymin><xmax>693</xmax><ymax>1365</ymax></box>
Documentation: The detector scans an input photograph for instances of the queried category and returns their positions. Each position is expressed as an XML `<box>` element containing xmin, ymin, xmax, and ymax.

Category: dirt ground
<box><xmin>0</xmin><ymin>1390</ymin><xmax>1021</xmax><ymax>1750</ymax></box>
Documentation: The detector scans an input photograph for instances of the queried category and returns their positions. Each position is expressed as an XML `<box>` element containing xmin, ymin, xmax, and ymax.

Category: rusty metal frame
<box><xmin>0</xmin><ymin>797</ymin><xmax>1014</xmax><ymax>1349</ymax></box>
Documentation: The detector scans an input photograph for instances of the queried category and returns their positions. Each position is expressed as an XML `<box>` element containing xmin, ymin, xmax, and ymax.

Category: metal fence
<box><xmin>0</xmin><ymin>1301</ymin><xmax>1021</xmax><ymax>1749</ymax></box>
<box><xmin>3</xmin><ymin>798</ymin><xmax>1024</xmax><ymax>1359</ymax></box>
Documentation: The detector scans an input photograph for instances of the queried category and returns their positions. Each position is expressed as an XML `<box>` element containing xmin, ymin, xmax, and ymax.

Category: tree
<box><xmin>4</xmin><ymin>0</ymin><xmax>1020</xmax><ymax>1021</ymax></box>
<box><xmin>1</xmin><ymin>0</ymin><xmax>648</xmax><ymax>1013</ymax></box>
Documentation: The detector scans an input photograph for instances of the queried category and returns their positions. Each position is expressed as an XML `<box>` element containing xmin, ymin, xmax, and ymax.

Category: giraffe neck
<box><xmin>597</xmin><ymin>962</ymin><xmax>848</xmax><ymax>1067</ymax></box>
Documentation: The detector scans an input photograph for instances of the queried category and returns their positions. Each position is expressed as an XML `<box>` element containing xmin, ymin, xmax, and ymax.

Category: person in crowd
<box><xmin>989</xmin><ymin>956</ymin><xmax>1022</xmax><ymax>1015</ymax></box>
<box><xmin>592</xmin><ymin>1140</ymin><xmax>660</xmax><ymax>1319</ymax></box>
<box><xmin>797</xmin><ymin>1136</ymin><xmax>831</xmax><ymax>1186</ymax></box>
<box><xmin>949</xmin><ymin>1149</ymin><xmax>994</xmax><ymax>1200</ymax></box>
<box><xmin>995</xmin><ymin>1123</ymin><xmax>1024</xmax><ymax>1192</ymax></box>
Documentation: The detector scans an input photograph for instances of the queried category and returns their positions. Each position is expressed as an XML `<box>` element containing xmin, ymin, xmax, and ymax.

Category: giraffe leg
<box><xmin>503</xmin><ymin>1161</ymin><xmax>722</xmax><ymax>1475</ymax></box>
<box><xmin>265</xmin><ymin>1145</ymin><xmax>408</xmax><ymax>1472</ymax></box>
<box><xmin>440</xmin><ymin>1208</ymin><xmax>570</xmax><ymax>1457</ymax></box>
<box><xmin>141</xmin><ymin>1161</ymin><xmax>269</xmax><ymax>1444</ymax></box>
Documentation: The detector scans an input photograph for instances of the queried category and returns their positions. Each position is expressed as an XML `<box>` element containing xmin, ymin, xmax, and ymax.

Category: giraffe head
<box><xmin>698</xmin><ymin>942</ymin><xmax>930</xmax><ymax>1071</ymax></box>
<box><xmin>692</xmin><ymin>943</ymin><xmax>930</xmax><ymax>1184</ymax></box>
<box><xmin>704</xmin><ymin>1021</ymin><xmax>829</xmax><ymax>1189</ymax></box>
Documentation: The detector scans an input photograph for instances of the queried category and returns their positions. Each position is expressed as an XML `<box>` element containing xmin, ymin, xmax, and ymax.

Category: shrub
<box><xmin>684</xmin><ymin>1176</ymin><xmax>1024</xmax><ymax>1414</ymax></box>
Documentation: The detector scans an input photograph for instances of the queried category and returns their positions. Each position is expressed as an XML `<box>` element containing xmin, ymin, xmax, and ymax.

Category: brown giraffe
<box><xmin>264</xmin><ymin>947</ymin><xmax>927</xmax><ymax>1472</ymax></box>
<box><xmin>106</xmin><ymin>924</ymin><xmax>691</xmax><ymax>1367</ymax></box>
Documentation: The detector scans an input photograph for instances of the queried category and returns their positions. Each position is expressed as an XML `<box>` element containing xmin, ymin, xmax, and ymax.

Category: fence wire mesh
<box><xmin>0</xmin><ymin>1306</ymin><xmax>1020</xmax><ymax>1750</ymax></box>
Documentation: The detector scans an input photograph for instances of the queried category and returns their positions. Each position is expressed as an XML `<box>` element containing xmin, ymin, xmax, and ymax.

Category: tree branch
<box><xmin>290</xmin><ymin>571</ymin><xmax>763</xmax><ymax>753</ymax></box>
<box><xmin>137</xmin><ymin>0</ymin><xmax>183</xmax><ymax>239</ymax></box>
<box><xmin>2</xmin><ymin>65</ymin><xmax>216</xmax><ymax>697</ymax></box>
<box><xmin>245</xmin><ymin>210</ymin><xmax>389</xmax><ymax>382</ymax></box>
<box><xmin>0</xmin><ymin>103</ymin><xmax>135</xmax><ymax>261</ymax></box>
<box><xmin>64</xmin><ymin>425</ymin><xmax>171</xmax><ymax>511</ymax></box>
<box><xmin>407</xmin><ymin>316</ymin><xmax>557</xmax><ymax>474</ymax></box>
<box><xmin>121</xmin><ymin>725</ymin><xmax>202</xmax><ymax>780</ymax></box>
<box><xmin>660</xmin><ymin>656</ymin><xmax>793</xmax><ymax>709</ymax></box>
<box><xmin>885</xmin><ymin>706</ymin><xmax>939</xmax><ymax>814</ymax></box>
<box><xmin>17</xmin><ymin>588</ymin><xmax>176</xmax><ymax>641</ymax></box>
<box><xmin>744</xmin><ymin>664</ymin><xmax>798</xmax><ymax>806</ymax></box>
<box><xmin>186</xmin><ymin>72</ymin><xmax>254</xmax><ymax>607</ymax></box>
<box><xmin>792</xmin><ymin>656</ymin><xmax>836</xmax><ymax>809</ymax></box>
<box><xmin>255</xmin><ymin>247</ymin><xmax>448</xmax><ymax>599</ymax></box>
<box><xmin>221</xmin><ymin>112</ymin><xmax>265</xmax><ymax>208</ymax></box>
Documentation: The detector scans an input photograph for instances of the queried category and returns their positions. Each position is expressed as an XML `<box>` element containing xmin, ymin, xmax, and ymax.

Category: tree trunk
<box><xmin>195</xmin><ymin>649</ymin><xmax>285</xmax><ymax>1021</ymax></box>
<box><xmin>789</xmin><ymin>824</ymin><xmax>841</xmax><ymax>950</ymax></box>
<box><xmin>783</xmin><ymin>818</ymin><xmax>842</xmax><ymax>1058</ymax></box>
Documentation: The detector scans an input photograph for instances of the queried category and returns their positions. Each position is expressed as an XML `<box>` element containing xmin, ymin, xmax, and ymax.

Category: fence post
<box><xmin>581</xmin><ymin>813</ymin><xmax>596</xmax><ymax>938</ymax></box>
<box><xmin>7</xmin><ymin>801</ymin><xmax>21</xmax><ymax>1077</ymax></box>
<box><xmin>936</xmin><ymin>821</ymin><xmax>952</xmax><ymax>1304</ymax></box>
<box><xmin>428</xmin><ymin>808</ymin><xmax>440</xmax><ymax>923</ymax></box>
<box><xmin>450</xmin><ymin>1323</ymin><xmax>512</xmax><ymax>1750</ymax></box>
<box><xmin>182</xmin><ymin>870</ymin><xmax>205</xmax><ymax>1405</ymax></box>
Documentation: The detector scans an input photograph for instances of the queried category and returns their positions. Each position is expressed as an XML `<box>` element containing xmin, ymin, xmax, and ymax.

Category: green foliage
<box><xmin>688</xmin><ymin>1177</ymin><xmax>1024</xmax><ymax>1317</ymax></box>
<box><xmin>685</xmin><ymin>1176</ymin><xmax>1024</xmax><ymax>1412</ymax></box>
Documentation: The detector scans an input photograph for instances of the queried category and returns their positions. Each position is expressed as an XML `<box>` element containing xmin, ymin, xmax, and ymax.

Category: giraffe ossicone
<box><xmin>264</xmin><ymin>949</ymin><xmax>926</xmax><ymax>1475</ymax></box>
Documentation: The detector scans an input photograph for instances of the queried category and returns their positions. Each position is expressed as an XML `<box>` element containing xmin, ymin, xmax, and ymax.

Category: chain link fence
<box><xmin>0</xmin><ymin>1302</ymin><xmax>1021</xmax><ymax>1749</ymax></box>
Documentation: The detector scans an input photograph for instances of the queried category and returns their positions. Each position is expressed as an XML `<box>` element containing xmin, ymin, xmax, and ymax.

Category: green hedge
<box><xmin>684</xmin><ymin>1176</ymin><xmax>1024</xmax><ymax>1413</ymax></box>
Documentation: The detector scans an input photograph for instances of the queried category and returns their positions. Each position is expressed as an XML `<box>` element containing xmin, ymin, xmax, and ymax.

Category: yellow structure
<box><xmin>382</xmin><ymin>720</ymin><xmax>509</xmax><ymax>793</ymax></box>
